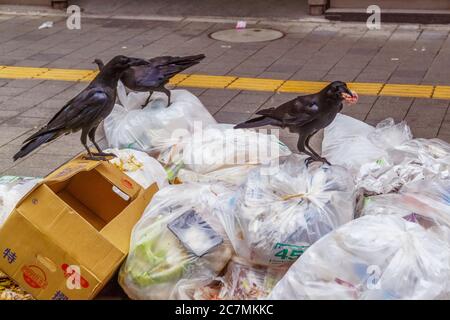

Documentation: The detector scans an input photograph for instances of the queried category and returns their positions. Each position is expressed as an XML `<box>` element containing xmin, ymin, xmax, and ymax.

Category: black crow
<box><xmin>234</xmin><ymin>81</ymin><xmax>358</xmax><ymax>165</ymax></box>
<box><xmin>13</xmin><ymin>55</ymin><xmax>150</xmax><ymax>162</ymax></box>
<box><xmin>94</xmin><ymin>54</ymin><xmax>205</xmax><ymax>107</ymax></box>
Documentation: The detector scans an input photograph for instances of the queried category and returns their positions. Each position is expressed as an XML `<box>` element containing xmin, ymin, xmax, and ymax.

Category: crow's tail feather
<box><xmin>169</xmin><ymin>54</ymin><xmax>205</xmax><ymax>66</ymax></box>
<box><xmin>13</xmin><ymin>131</ymin><xmax>59</xmax><ymax>161</ymax></box>
<box><xmin>234</xmin><ymin>116</ymin><xmax>276</xmax><ymax>129</ymax></box>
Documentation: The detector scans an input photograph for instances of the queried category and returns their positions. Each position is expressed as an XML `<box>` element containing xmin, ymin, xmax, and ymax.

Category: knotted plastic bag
<box><xmin>104</xmin><ymin>84</ymin><xmax>216</xmax><ymax>156</ymax></box>
<box><xmin>218</xmin><ymin>154</ymin><xmax>356</xmax><ymax>267</ymax></box>
<box><xmin>269</xmin><ymin>215</ymin><xmax>450</xmax><ymax>300</ymax></box>
<box><xmin>119</xmin><ymin>183</ymin><xmax>234</xmax><ymax>300</ymax></box>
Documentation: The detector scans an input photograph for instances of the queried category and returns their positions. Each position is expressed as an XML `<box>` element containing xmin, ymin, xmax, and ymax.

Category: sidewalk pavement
<box><xmin>0</xmin><ymin>13</ymin><xmax>449</xmax><ymax>177</ymax></box>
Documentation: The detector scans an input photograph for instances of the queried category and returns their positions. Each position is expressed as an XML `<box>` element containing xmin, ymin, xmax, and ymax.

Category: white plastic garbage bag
<box><xmin>172</xmin><ymin>124</ymin><xmax>292</xmax><ymax>186</ymax></box>
<box><xmin>322</xmin><ymin>115</ymin><xmax>411</xmax><ymax>172</ymax></box>
<box><xmin>269</xmin><ymin>215</ymin><xmax>450</xmax><ymax>300</ymax></box>
<box><xmin>362</xmin><ymin>178</ymin><xmax>450</xmax><ymax>231</ymax></box>
<box><xmin>0</xmin><ymin>176</ymin><xmax>41</xmax><ymax>226</ymax></box>
<box><xmin>104</xmin><ymin>86</ymin><xmax>216</xmax><ymax>156</ymax></box>
<box><xmin>119</xmin><ymin>183</ymin><xmax>234</xmax><ymax>300</ymax></box>
<box><xmin>106</xmin><ymin>148</ymin><xmax>168</xmax><ymax>189</ymax></box>
<box><xmin>219</xmin><ymin>154</ymin><xmax>356</xmax><ymax>267</ymax></box>
<box><xmin>323</xmin><ymin>115</ymin><xmax>448</xmax><ymax>195</ymax></box>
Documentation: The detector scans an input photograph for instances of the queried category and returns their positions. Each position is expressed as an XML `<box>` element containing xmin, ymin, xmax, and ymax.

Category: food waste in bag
<box><xmin>106</xmin><ymin>148</ymin><xmax>168</xmax><ymax>189</ymax></box>
<box><xmin>119</xmin><ymin>183</ymin><xmax>234</xmax><ymax>300</ymax></box>
<box><xmin>218</xmin><ymin>154</ymin><xmax>356</xmax><ymax>267</ymax></box>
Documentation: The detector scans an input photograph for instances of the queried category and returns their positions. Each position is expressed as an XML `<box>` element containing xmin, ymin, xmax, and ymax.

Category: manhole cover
<box><xmin>210</xmin><ymin>28</ymin><xmax>284</xmax><ymax>43</ymax></box>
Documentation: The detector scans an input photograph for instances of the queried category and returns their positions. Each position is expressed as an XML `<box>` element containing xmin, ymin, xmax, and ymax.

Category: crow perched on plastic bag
<box><xmin>234</xmin><ymin>81</ymin><xmax>358</xmax><ymax>165</ymax></box>
<box><xmin>94</xmin><ymin>54</ymin><xmax>205</xmax><ymax>107</ymax></box>
<box><xmin>13</xmin><ymin>55</ymin><xmax>150</xmax><ymax>162</ymax></box>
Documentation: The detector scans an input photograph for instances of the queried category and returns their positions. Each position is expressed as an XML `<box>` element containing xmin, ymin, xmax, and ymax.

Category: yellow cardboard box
<box><xmin>0</xmin><ymin>155</ymin><xmax>158</xmax><ymax>300</ymax></box>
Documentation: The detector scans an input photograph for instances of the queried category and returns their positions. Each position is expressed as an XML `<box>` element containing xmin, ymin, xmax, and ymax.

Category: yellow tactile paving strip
<box><xmin>0</xmin><ymin>65</ymin><xmax>449</xmax><ymax>100</ymax></box>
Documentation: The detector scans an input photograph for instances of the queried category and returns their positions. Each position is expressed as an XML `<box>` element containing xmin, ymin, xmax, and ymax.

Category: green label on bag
<box><xmin>271</xmin><ymin>243</ymin><xmax>309</xmax><ymax>263</ymax></box>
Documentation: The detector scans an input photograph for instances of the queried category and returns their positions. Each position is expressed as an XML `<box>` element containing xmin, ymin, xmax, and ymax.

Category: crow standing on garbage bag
<box><xmin>234</xmin><ymin>81</ymin><xmax>358</xmax><ymax>165</ymax></box>
<box><xmin>94</xmin><ymin>54</ymin><xmax>205</xmax><ymax>107</ymax></box>
<box><xmin>13</xmin><ymin>55</ymin><xmax>150</xmax><ymax>162</ymax></box>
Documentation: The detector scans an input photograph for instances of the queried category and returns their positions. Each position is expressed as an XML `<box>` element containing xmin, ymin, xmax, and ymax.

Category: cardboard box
<box><xmin>0</xmin><ymin>155</ymin><xmax>158</xmax><ymax>300</ymax></box>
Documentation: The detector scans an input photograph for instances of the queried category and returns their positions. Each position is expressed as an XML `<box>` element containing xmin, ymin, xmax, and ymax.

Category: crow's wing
<box><xmin>256</xmin><ymin>96</ymin><xmax>320</xmax><ymax>127</ymax></box>
<box><xmin>133</xmin><ymin>65</ymin><xmax>182</xmax><ymax>88</ymax></box>
<box><xmin>24</xmin><ymin>88</ymin><xmax>108</xmax><ymax>143</ymax></box>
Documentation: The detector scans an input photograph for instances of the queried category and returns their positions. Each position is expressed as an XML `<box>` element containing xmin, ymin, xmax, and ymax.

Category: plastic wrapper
<box><xmin>0</xmin><ymin>271</ymin><xmax>33</xmax><ymax>300</ymax></box>
<box><xmin>119</xmin><ymin>183</ymin><xmax>234</xmax><ymax>300</ymax></box>
<box><xmin>0</xmin><ymin>176</ymin><xmax>41</xmax><ymax>226</ymax></box>
<box><xmin>362</xmin><ymin>178</ymin><xmax>450</xmax><ymax>231</ymax></box>
<box><xmin>323</xmin><ymin>114</ymin><xmax>448</xmax><ymax>195</ymax></box>
<box><xmin>269</xmin><ymin>215</ymin><xmax>450</xmax><ymax>300</ymax></box>
<box><xmin>103</xmin><ymin>84</ymin><xmax>216</xmax><ymax>156</ymax></box>
<box><xmin>217</xmin><ymin>257</ymin><xmax>286</xmax><ymax>300</ymax></box>
<box><xmin>219</xmin><ymin>154</ymin><xmax>356</xmax><ymax>266</ymax></box>
<box><xmin>166</xmin><ymin>124</ymin><xmax>291</xmax><ymax>186</ymax></box>
<box><xmin>106</xmin><ymin>148</ymin><xmax>168</xmax><ymax>189</ymax></box>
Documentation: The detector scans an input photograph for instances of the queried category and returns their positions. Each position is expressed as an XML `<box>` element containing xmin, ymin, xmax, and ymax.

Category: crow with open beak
<box><xmin>13</xmin><ymin>55</ymin><xmax>150</xmax><ymax>162</ymax></box>
<box><xmin>94</xmin><ymin>54</ymin><xmax>205</xmax><ymax>107</ymax></box>
<box><xmin>234</xmin><ymin>81</ymin><xmax>358</xmax><ymax>165</ymax></box>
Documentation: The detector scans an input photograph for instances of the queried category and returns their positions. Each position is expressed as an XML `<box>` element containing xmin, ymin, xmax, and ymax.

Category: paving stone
<box><xmin>214</xmin><ymin>111</ymin><xmax>252</xmax><ymax>124</ymax></box>
<box><xmin>221</xmin><ymin>101</ymin><xmax>262</xmax><ymax>114</ymax></box>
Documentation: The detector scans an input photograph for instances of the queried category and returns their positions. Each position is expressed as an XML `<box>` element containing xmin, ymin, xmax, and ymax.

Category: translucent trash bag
<box><xmin>0</xmin><ymin>176</ymin><xmax>41</xmax><ymax>226</ymax></box>
<box><xmin>106</xmin><ymin>148</ymin><xmax>168</xmax><ymax>189</ymax></box>
<box><xmin>119</xmin><ymin>183</ymin><xmax>234</xmax><ymax>300</ymax></box>
<box><xmin>356</xmin><ymin>138</ymin><xmax>449</xmax><ymax>195</ymax></box>
<box><xmin>217</xmin><ymin>256</ymin><xmax>286</xmax><ymax>300</ymax></box>
<box><xmin>104</xmin><ymin>88</ymin><xmax>216</xmax><ymax>157</ymax></box>
<box><xmin>269</xmin><ymin>215</ymin><xmax>450</xmax><ymax>300</ymax></box>
<box><xmin>218</xmin><ymin>154</ymin><xmax>356</xmax><ymax>267</ymax></box>
<box><xmin>322</xmin><ymin>114</ymin><xmax>412</xmax><ymax>173</ymax></box>
<box><xmin>362</xmin><ymin>178</ymin><xmax>450</xmax><ymax>230</ymax></box>
<box><xmin>174</xmin><ymin>124</ymin><xmax>292</xmax><ymax>186</ymax></box>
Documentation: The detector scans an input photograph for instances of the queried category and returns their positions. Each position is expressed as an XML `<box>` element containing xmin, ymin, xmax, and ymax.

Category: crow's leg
<box><xmin>81</xmin><ymin>128</ymin><xmax>98</xmax><ymax>160</ymax></box>
<box><xmin>305</xmin><ymin>132</ymin><xmax>331</xmax><ymax>165</ymax></box>
<box><xmin>297</xmin><ymin>134</ymin><xmax>321</xmax><ymax>166</ymax></box>
<box><xmin>160</xmin><ymin>87</ymin><xmax>171</xmax><ymax>107</ymax></box>
<box><xmin>88</xmin><ymin>126</ymin><xmax>116</xmax><ymax>158</ymax></box>
<box><xmin>142</xmin><ymin>91</ymin><xmax>153</xmax><ymax>108</ymax></box>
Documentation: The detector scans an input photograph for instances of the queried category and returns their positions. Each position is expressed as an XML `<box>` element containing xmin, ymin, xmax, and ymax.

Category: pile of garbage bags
<box><xmin>1</xmin><ymin>87</ymin><xmax>450</xmax><ymax>301</ymax></box>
